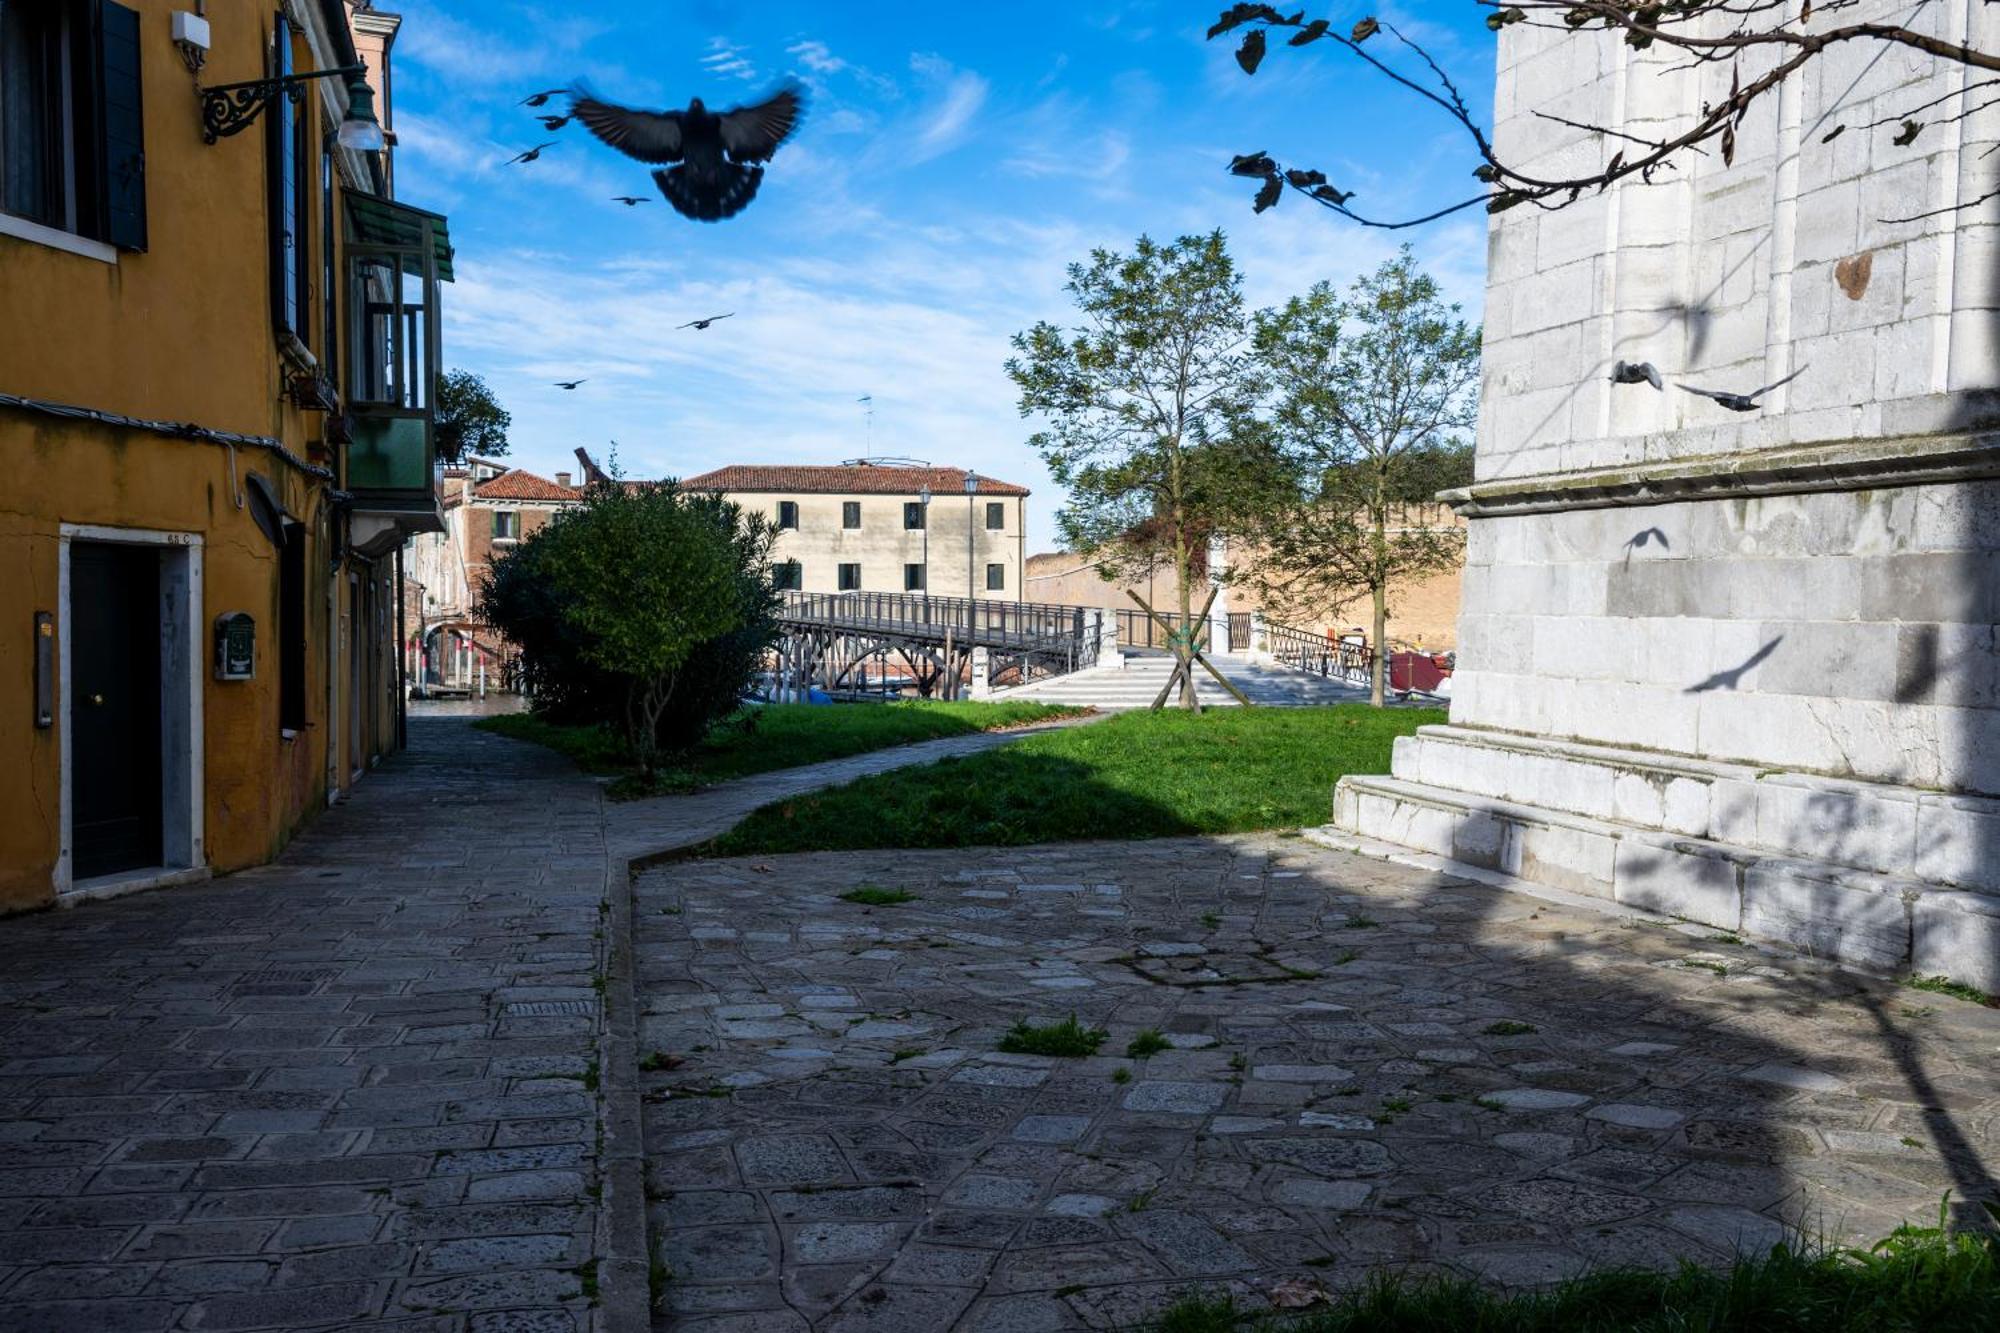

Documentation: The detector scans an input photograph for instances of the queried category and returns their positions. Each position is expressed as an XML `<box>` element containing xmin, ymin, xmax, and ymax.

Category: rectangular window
<box><xmin>772</xmin><ymin>560</ymin><xmax>802</xmax><ymax>591</ymax></box>
<box><xmin>986</xmin><ymin>501</ymin><xmax>1005</xmax><ymax>531</ymax></box>
<box><xmin>903</xmin><ymin>563</ymin><xmax>925</xmax><ymax>592</ymax></box>
<box><xmin>492</xmin><ymin>511</ymin><xmax>519</xmax><ymax>541</ymax></box>
<box><xmin>842</xmin><ymin>500</ymin><xmax>861</xmax><ymax>529</ymax></box>
<box><xmin>986</xmin><ymin>563</ymin><xmax>1005</xmax><ymax>592</ymax></box>
<box><xmin>837</xmin><ymin>562</ymin><xmax>860</xmax><ymax>591</ymax></box>
<box><xmin>777</xmin><ymin>500</ymin><xmax>799</xmax><ymax>530</ymax></box>
<box><xmin>904</xmin><ymin>501</ymin><xmax>925</xmax><ymax>530</ymax></box>
<box><xmin>0</xmin><ymin>0</ymin><xmax>145</xmax><ymax>250</ymax></box>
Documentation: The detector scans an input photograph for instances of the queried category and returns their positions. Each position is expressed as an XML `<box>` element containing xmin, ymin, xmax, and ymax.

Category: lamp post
<box><xmin>200</xmin><ymin>65</ymin><xmax>385</xmax><ymax>149</ymax></box>
<box><xmin>918</xmin><ymin>483</ymin><xmax>930</xmax><ymax>596</ymax></box>
<box><xmin>964</xmin><ymin>471</ymin><xmax>979</xmax><ymax>603</ymax></box>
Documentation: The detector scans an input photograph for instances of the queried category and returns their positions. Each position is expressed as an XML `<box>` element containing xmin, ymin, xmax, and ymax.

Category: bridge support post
<box><xmin>1095</xmin><ymin>610</ymin><xmax>1122</xmax><ymax>670</ymax></box>
<box><xmin>970</xmin><ymin>647</ymin><xmax>991</xmax><ymax>700</ymax></box>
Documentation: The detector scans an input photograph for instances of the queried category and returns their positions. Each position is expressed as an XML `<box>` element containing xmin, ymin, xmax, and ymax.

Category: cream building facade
<box><xmin>682</xmin><ymin>464</ymin><xmax>1030</xmax><ymax>601</ymax></box>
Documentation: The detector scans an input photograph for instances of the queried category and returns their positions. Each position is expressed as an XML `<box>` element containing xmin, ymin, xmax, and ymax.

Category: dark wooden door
<box><xmin>70</xmin><ymin>543</ymin><xmax>163</xmax><ymax>880</ymax></box>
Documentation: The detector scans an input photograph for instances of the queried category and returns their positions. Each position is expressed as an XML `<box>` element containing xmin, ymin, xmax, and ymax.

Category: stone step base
<box><xmin>999</xmin><ymin>655</ymin><xmax>1376</xmax><ymax>710</ymax></box>
<box><xmin>1331</xmin><ymin>773</ymin><xmax>2000</xmax><ymax>993</ymax></box>
<box><xmin>1389</xmin><ymin>725</ymin><xmax>2000</xmax><ymax>894</ymax></box>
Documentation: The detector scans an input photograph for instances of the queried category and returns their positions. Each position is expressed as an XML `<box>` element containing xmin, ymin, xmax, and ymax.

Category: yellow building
<box><xmin>0</xmin><ymin>0</ymin><xmax>451</xmax><ymax>910</ymax></box>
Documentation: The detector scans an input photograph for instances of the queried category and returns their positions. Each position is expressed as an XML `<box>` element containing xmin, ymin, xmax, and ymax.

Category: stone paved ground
<box><xmin>633</xmin><ymin>835</ymin><xmax>2000</xmax><ymax>1331</ymax></box>
<box><xmin>0</xmin><ymin>715</ymin><xmax>1085</xmax><ymax>1333</ymax></box>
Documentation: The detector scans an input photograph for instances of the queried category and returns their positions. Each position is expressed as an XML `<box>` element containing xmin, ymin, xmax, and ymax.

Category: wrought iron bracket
<box><xmin>200</xmin><ymin>65</ymin><xmax>363</xmax><ymax>144</ymax></box>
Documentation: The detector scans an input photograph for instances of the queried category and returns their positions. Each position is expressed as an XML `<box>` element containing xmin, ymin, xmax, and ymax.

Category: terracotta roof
<box><xmin>681</xmin><ymin>464</ymin><xmax>1029</xmax><ymax>497</ymax></box>
<box><xmin>472</xmin><ymin>469</ymin><xmax>583</xmax><ymax>502</ymax></box>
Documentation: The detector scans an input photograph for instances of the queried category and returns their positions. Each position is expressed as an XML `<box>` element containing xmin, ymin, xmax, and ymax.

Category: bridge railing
<box><xmin>779</xmin><ymin>591</ymin><xmax>1091</xmax><ymax>647</ymax></box>
<box><xmin>1266</xmin><ymin>620</ymin><xmax>1372</xmax><ymax>682</ymax></box>
<box><xmin>1110</xmin><ymin>607</ymin><xmax>1211</xmax><ymax>652</ymax></box>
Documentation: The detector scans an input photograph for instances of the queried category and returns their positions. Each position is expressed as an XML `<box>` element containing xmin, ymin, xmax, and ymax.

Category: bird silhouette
<box><xmin>678</xmin><ymin>313</ymin><xmax>734</xmax><ymax>330</ymax></box>
<box><xmin>521</xmin><ymin>89</ymin><xmax>568</xmax><ymax>108</ymax></box>
<box><xmin>612</xmin><ymin>195</ymin><xmax>650</xmax><ymax>206</ymax></box>
<box><xmin>537</xmin><ymin>113</ymin><xmax>572</xmax><ymax>131</ymax></box>
<box><xmin>1609</xmin><ymin>360</ymin><xmax>1663</xmax><ymax>390</ymax></box>
<box><xmin>508</xmin><ymin>142</ymin><xmax>557</xmax><ymax>165</ymax></box>
<box><xmin>1678</xmin><ymin>364</ymin><xmax>1809</xmax><ymax>412</ymax></box>
<box><xmin>553</xmin><ymin>379</ymin><xmax>588</xmax><ymax>390</ymax></box>
<box><xmin>570</xmin><ymin>83</ymin><xmax>804</xmax><ymax>221</ymax></box>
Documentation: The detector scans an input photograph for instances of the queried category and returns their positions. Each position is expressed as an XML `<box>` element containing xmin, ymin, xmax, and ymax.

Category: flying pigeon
<box><xmin>521</xmin><ymin>89</ymin><xmax>568</xmax><ymax>108</ymax></box>
<box><xmin>553</xmin><ymin>379</ymin><xmax>588</xmax><ymax>390</ymax></box>
<box><xmin>508</xmin><ymin>142</ymin><xmax>557</xmax><ymax>165</ymax></box>
<box><xmin>1678</xmin><ymin>364</ymin><xmax>1809</xmax><ymax>412</ymax></box>
<box><xmin>537</xmin><ymin>113</ymin><xmax>572</xmax><ymax>131</ymax></box>
<box><xmin>612</xmin><ymin>195</ymin><xmax>650</xmax><ymax>206</ymax></box>
<box><xmin>570</xmin><ymin>83</ymin><xmax>804</xmax><ymax>221</ymax></box>
<box><xmin>678</xmin><ymin>313</ymin><xmax>734</xmax><ymax>330</ymax></box>
<box><xmin>1609</xmin><ymin>360</ymin><xmax>1663</xmax><ymax>390</ymax></box>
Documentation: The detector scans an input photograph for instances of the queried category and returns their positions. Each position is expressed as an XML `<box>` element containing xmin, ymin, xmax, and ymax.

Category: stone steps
<box><xmin>1002</xmin><ymin>655</ymin><xmax>1377</xmax><ymax>710</ymax></box>
<box><xmin>1330</xmin><ymin>768</ymin><xmax>2000</xmax><ymax>992</ymax></box>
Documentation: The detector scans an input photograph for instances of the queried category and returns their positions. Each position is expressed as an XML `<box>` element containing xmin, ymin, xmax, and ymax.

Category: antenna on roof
<box><xmin>857</xmin><ymin>394</ymin><xmax>873</xmax><ymax>453</ymax></box>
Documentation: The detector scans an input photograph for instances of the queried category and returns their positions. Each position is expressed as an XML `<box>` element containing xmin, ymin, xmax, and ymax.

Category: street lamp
<box><xmin>964</xmin><ymin>470</ymin><xmax>979</xmax><ymax>603</ymax></box>
<box><xmin>200</xmin><ymin>65</ymin><xmax>385</xmax><ymax>150</ymax></box>
<box><xmin>918</xmin><ymin>483</ymin><xmax>930</xmax><ymax>596</ymax></box>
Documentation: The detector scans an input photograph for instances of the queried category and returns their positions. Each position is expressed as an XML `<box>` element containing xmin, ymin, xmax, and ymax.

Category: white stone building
<box><xmin>1334</xmin><ymin>3</ymin><xmax>2000</xmax><ymax>991</ymax></box>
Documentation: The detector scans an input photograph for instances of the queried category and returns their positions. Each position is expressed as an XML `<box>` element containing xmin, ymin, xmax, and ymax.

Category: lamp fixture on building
<box><xmin>964</xmin><ymin>471</ymin><xmax>979</xmax><ymax>602</ymax></box>
<box><xmin>200</xmin><ymin>65</ymin><xmax>384</xmax><ymax>149</ymax></box>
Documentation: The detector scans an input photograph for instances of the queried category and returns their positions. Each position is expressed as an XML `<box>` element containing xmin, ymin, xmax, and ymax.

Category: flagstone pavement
<box><xmin>3</xmin><ymin>715</ymin><xmax>1997</xmax><ymax>1333</ymax></box>
<box><xmin>633</xmin><ymin>836</ymin><xmax>2000</xmax><ymax>1332</ymax></box>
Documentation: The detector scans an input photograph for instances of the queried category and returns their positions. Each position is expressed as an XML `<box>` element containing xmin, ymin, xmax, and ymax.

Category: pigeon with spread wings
<box><xmin>569</xmin><ymin>83</ymin><xmax>804</xmax><ymax>221</ymax></box>
<box><xmin>679</xmin><ymin>314</ymin><xmax>733</xmax><ymax>330</ymax></box>
<box><xmin>1677</xmin><ymin>364</ymin><xmax>1809</xmax><ymax>413</ymax></box>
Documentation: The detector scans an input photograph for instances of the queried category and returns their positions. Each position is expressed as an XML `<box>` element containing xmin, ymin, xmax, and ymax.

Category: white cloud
<box><xmin>700</xmin><ymin>36</ymin><xmax>760</xmax><ymax>83</ymax></box>
<box><xmin>907</xmin><ymin>53</ymin><xmax>990</xmax><ymax>163</ymax></box>
<box><xmin>787</xmin><ymin>39</ymin><xmax>845</xmax><ymax>75</ymax></box>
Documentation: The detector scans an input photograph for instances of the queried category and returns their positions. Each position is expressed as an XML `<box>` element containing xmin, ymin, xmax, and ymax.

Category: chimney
<box><xmin>555</xmin><ymin>471</ymin><xmax>572</xmax><ymax>489</ymax></box>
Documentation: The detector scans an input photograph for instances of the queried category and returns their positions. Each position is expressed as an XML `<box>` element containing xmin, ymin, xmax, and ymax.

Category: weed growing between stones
<box><xmin>1113</xmin><ymin>1067</ymin><xmax>1134</xmax><ymax>1084</ymax></box>
<box><xmin>1127</xmin><ymin>1029</ymin><xmax>1170</xmax><ymax>1059</ymax></box>
<box><xmin>1147</xmin><ymin>1200</ymin><xmax>2000</xmax><ymax>1331</ymax></box>
<box><xmin>1905</xmin><ymin>974</ymin><xmax>1999</xmax><ymax>1007</ymax></box>
<box><xmin>840</xmin><ymin>885</ymin><xmax>916</xmax><ymax>906</ymax></box>
<box><xmin>999</xmin><ymin>1013</ymin><xmax>1107</xmax><ymax>1057</ymax></box>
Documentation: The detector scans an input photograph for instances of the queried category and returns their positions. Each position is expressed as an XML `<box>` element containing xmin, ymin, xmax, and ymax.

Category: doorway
<box><xmin>59</xmin><ymin>526</ymin><xmax>203</xmax><ymax>897</ymax></box>
<box><xmin>69</xmin><ymin>543</ymin><xmax>163</xmax><ymax>879</ymax></box>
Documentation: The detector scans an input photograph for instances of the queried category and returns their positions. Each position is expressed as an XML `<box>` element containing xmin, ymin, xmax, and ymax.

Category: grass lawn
<box><xmin>706</xmin><ymin>704</ymin><xmax>1441</xmax><ymax>855</ymax></box>
<box><xmin>1151</xmin><ymin>1207</ymin><xmax>1999</xmax><ymax>1331</ymax></box>
<box><xmin>474</xmin><ymin>699</ymin><xmax>1083</xmax><ymax>799</ymax></box>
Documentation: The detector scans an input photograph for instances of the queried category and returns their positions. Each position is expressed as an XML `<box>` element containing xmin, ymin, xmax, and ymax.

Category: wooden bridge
<box><xmin>772</xmin><ymin>591</ymin><xmax>1107</xmax><ymax>699</ymax></box>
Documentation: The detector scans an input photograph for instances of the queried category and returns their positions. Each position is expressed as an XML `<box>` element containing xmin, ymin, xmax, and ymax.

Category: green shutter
<box><xmin>269</xmin><ymin>12</ymin><xmax>300</xmax><ymax>335</ymax></box>
<box><xmin>98</xmin><ymin>1</ymin><xmax>146</xmax><ymax>251</ymax></box>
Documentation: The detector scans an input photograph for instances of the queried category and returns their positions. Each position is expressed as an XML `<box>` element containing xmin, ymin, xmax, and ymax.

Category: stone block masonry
<box><xmin>1337</xmin><ymin>2</ymin><xmax>2000</xmax><ymax>992</ymax></box>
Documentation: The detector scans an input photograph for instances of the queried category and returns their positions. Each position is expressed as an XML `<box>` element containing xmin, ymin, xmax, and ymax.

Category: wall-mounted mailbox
<box><xmin>214</xmin><ymin>611</ymin><xmax>255</xmax><ymax>680</ymax></box>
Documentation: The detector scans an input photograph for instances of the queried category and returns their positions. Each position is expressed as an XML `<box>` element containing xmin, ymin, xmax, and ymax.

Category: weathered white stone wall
<box><xmin>1481</xmin><ymin>1</ymin><xmax>1998</xmax><ymax>483</ymax></box>
<box><xmin>1455</xmin><ymin>3</ymin><xmax>2000</xmax><ymax>797</ymax></box>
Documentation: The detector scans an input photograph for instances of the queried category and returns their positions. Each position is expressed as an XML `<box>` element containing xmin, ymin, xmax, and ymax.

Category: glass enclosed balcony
<box><xmin>343</xmin><ymin>193</ymin><xmax>453</xmax><ymax>513</ymax></box>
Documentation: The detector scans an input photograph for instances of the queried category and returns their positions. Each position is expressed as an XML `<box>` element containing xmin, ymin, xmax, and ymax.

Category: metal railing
<box><xmin>1111</xmin><ymin>607</ymin><xmax>1211</xmax><ymax>652</ymax></box>
<box><xmin>779</xmin><ymin>590</ymin><xmax>1090</xmax><ymax>649</ymax></box>
<box><xmin>1265</xmin><ymin>620</ymin><xmax>1372</xmax><ymax>683</ymax></box>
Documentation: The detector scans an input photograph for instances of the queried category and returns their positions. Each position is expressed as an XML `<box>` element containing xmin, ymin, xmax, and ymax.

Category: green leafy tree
<box><xmin>1007</xmin><ymin>231</ymin><xmax>1265</xmax><ymax>708</ymax></box>
<box><xmin>435</xmin><ymin>369</ymin><xmax>511</xmax><ymax>463</ymax></box>
<box><xmin>480</xmin><ymin>481</ymin><xmax>778</xmax><ymax>772</ymax></box>
<box><xmin>1246</xmin><ymin>248</ymin><xmax>1478</xmax><ymax>705</ymax></box>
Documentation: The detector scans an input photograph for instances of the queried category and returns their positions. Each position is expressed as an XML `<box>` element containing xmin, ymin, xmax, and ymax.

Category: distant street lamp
<box><xmin>964</xmin><ymin>470</ymin><xmax>979</xmax><ymax>603</ymax></box>
<box><xmin>919</xmin><ymin>482</ymin><xmax>931</xmax><ymax>595</ymax></box>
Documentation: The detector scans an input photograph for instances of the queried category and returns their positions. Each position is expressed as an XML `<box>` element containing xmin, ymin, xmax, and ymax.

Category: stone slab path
<box><xmin>632</xmin><ymin>835</ymin><xmax>2000</xmax><ymax>1331</ymax></box>
<box><xmin>0</xmin><ymin>715</ymin><xmax>1089</xmax><ymax>1332</ymax></box>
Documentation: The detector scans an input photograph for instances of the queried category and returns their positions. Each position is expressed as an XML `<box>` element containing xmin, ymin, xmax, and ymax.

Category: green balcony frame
<box><xmin>343</xmin><ymin>193</ymin><xmax>453</xmax><ymax>510</ymax></box>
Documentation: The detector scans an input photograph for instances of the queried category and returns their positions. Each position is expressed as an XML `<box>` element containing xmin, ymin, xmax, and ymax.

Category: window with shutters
<box><xmin>269</xmin><ymin>13</ymin><xmax>312</xmax><ymax>346</ymax></box>
<box><xmin>842</xmin><ymin>501</ymin><xmax>860</xmax><ymax>529</ymax></box>
<box><xmin>903</xmin><ymin>563</ymin><xmax>925</xmax><ymax>592</ymax></box>
<box><xmin>492</xmin><ymin>511</ymin><xmax>520</xmax><ymax>541</ymax></box>
<box><xmin>777</xmin><ymin>500</ymin><xmax>799</xmax><ymax>530</ymax></box>
<box><xmin>986</xmin><ymin>563</ymin><xmax>1005</xmax><ymax>591</ymax></box>
<box><xmin>0</xmin><ymin>0</ymin><xmax>145</xmax><ymax>254</ymax></box>
<box><xmin>772</xmin><ymin>560</ymin><xmax>802</xmax><ymax>591</ymax></box>
<box><xmin>279</xmin><ymin>521</ymin><xmax>307</xmax><ymax>734</ymax></box>
<box><xmin>986</xmin><ymin>502</ymin><xmax>1005</xmax><ymax>530</ymax></box>
<box><xmin>837</xmin><ymin>562</ymin><xmax>860</xmax><ymax>591</ymax></box>
<box><xmin>903</xmin><ymin>502</ymin><xmax>925</xmax><ymax>530</ymax></box>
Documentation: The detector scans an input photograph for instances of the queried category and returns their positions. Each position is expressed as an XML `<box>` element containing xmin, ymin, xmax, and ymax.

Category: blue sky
<box><xmin>389</xmin><ymin>2</ymin><xmax>1498</xmax><ymax>551</ymax></box>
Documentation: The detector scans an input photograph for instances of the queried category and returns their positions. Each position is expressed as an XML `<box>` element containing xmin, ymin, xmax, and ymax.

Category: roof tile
<box><xmin>680</xmin><ymin>464</ymin><xmax>1028</xmax><ymax>497</ymax></box>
